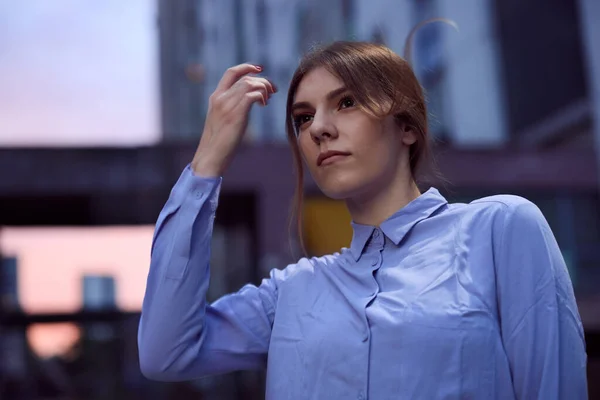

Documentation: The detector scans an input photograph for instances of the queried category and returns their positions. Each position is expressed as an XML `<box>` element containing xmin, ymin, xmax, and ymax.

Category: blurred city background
<box><xmin>0</xmin><ymin>0</ymin><xmax>599</xmax><ymax>399</ymax></box>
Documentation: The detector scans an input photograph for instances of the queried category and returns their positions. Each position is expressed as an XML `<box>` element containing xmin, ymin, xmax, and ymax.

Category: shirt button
<box><xmin>358</xmin><ymin>391</ymin><xmax>365</xmax><ymax>400</ymax></box>
<box><xmin>371</xmin><ymin>258</ymin><xmax>378</xmax><ymax>266</ymax></box>
<box><xmin>373</xmin><ymin>230</ymin><xmax>379</xmax><ymax>238</ymax></box>
<box><xmin>194</xmin><ymin>191</ymin><xmax>202</xmax><ymax>200</ymax></box>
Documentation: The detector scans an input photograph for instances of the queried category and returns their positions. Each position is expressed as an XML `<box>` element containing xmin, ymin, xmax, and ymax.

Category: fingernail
<box><xmin>255</xmin><ymin>65</ymin><xmax>263</xmax><ymax>71</ymax></box>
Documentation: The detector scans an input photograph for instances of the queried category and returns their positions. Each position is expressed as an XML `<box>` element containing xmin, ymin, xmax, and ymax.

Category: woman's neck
<box><xmin>346</xmin><ymin>174</ymin><xmax>421</xmax><ymax>227</ymax></box>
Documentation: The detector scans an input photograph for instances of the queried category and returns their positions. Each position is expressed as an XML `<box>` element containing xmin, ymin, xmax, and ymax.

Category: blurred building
<box><xmin>579</xmin><ymin>0</ymin><xmax>600</xmax><ymax>179</ymax></box>
<box><xmin>82</xmin><ymin>275</ymin><xmax>117</xmax><ymax>341</ymax></box>
<box><xmin>1</xmin><ymin>256</ymin><xmax>19</xmax><ymax>311</ymax></box>
<box><xmin>158</xmin><ymin>0</ymin><xmax>599</xmax><ymax>147</ymax></box>
<box><xmin>0</xmin><ymin>257</ymin><xmax>31</xmax><ymax>399</ymax></box>
<box><xmin>158</xmin><ymin>0</ymin><xmax>206</xmax><ymax>142</ymax></box>
<box><xmin>82</xmin><ymin>275</ymin><xmax>116</xmax><ymax>312</ymax></box>
<box><xmin>158</xmin><ymin>0</ymin><xmax>504</xmax><ymax>145</ymax></box>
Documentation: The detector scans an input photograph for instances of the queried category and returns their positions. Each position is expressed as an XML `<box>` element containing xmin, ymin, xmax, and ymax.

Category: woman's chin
<box><xmin>316</xmin><ymin>179</ymin><xmax>364</xmax><ymax>201</ymax></box>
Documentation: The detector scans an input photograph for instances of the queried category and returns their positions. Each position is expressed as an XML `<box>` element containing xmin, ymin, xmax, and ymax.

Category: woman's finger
<box><xmin>216</xmin><ymin>64</ymin><xmax>262</xmax><ymax>92</ymax></box>
<box><xmin>253</xmin><ymin>77</ymin><xmax>277</xmax><ymax>94</ymax></box>
<box><xmin>235</xmin><ymin>78</ymin><xmax>270</xmax><ymax>104</ymax></box>
<box><xmin>243</xmin><ymin>90</ymin><xmax>269</xmax><ymax>108</ymax></box>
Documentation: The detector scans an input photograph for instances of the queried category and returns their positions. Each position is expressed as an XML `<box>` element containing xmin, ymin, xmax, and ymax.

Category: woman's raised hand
<box><xmin>191</xmin><ymin>64</ymin><xmax>277</xmax><ymax>177</ymax></box>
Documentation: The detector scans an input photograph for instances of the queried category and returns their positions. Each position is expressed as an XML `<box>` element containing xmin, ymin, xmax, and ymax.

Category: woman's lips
<box><xmin>320</xmin><ymin>154</ymin><xmax>349</xmax><ymax>166</ymax></box>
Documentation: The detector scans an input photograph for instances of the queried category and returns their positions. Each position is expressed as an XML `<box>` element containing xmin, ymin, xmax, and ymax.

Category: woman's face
<box><xmin>292</xmin><ymin>67</ymin><xmax>416</xmax><ymax>201</ymax></box>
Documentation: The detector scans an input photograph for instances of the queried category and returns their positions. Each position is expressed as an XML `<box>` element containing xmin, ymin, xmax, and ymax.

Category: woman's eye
<box><xmin>339</xmin><ymin>96</ymin><xmax>355</xmax><ymax>109</ymax></box>
<box><xmin>293</xmin><ymin>114</ymin><xmax>312</xmax><ymax>130</ymax></box>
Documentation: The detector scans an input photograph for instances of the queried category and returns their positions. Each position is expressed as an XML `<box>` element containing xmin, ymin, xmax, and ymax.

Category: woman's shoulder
<box><xmin>446</xmin><ymin>193</ymin><xmax>549</xmax><ymax>243</ymax></box>
<box><xmin>469</xmin><ymin>193</ymin><xmax>535</xmax><ymax>209</ymax></box>
<box><xmin>470</xmin><ymin>194</ymin><xmax>544</xmax><ymax>223</ymax></box>
<box><xmin>448</xmin><ymin>193</ymin><xmax>540</xmax><ymax>219</ymax></box>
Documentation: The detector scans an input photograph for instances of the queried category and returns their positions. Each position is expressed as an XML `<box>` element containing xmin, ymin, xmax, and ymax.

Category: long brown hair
<box><xmin>285</xmin><ymin>20</ymin><xmax>454</xmax><ymax>256</ymax></box>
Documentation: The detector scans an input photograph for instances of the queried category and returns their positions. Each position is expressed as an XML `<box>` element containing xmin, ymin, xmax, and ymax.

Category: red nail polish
<box><xmin>255</xmin><ymin>65</ymin><xmax>263</xmax><ymax>71</ymax></box>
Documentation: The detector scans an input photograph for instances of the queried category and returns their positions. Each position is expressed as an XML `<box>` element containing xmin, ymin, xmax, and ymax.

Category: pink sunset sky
<box><xmin>0</xmin><ymin>1</ymin><xmax>161</xmax><ymax>356</ymax></box>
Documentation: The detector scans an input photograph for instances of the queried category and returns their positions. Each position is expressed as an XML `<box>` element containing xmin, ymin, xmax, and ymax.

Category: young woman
<box><xmin>138</xmin><ymin>41</ymin><xmax>588</xmax><ymax>399</ymax></box>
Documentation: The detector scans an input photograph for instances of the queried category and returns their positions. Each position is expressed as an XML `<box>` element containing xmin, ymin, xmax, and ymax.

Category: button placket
<box><xmin>371</xmin><ymin>230</ymin><xmax>384</xmax><ymax>267</ymax></box>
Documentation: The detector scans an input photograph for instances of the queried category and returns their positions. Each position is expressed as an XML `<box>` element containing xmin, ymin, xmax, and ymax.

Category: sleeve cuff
<box><xmin>170</xmin><ymin>164</ymin><xmax>223</xmax><ymax>210</ymax></box>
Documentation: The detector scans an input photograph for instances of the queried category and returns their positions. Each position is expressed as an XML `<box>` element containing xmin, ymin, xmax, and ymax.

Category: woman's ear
<box><xmin>402</xmin><ymin>129</ymin><xmax>417</xmax><ymax>146</ymax></box>
<box><xmin>394</xmin><ymin>114</ymin><xmax>417</xmax><ymax>146</ymax></box>
<box><xmin>399</xmin><ymin>122</ymin><xmax>417</xmax><ymax>146</ymax></box>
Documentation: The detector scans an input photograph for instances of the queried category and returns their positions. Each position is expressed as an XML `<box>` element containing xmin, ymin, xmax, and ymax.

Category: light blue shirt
<box><xmin>138</xmin><ymin>165</ymin><xmax>588</xmax><ymax>399</ymax></box>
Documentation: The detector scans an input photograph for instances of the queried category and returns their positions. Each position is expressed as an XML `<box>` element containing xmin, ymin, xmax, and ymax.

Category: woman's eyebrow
<box><xmin>291</xmin><ymin>86</ymin><xmax>348</xmax><ymax>112</ymax></box>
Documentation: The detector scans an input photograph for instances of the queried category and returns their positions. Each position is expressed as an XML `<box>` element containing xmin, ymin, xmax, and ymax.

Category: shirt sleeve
<box><xmin>138</xmin><ymin>165</ymin><xmax>290</xmax><ymax>381</ymax></box>
<box><xmin>494</xmin><ymin>199</ymin><xmax>588</xmax><ymax>399</ymax></box>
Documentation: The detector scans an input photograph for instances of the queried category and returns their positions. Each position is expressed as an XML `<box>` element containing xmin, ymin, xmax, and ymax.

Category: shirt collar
<box><xmin>349</xmin><ymin>187</ymin><xmax>448</xmax><ymax>260</ymax></box>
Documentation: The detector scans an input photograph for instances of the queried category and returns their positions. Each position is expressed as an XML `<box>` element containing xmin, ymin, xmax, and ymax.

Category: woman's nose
<box><xmin>309</xmin><ymin>113</ymin><xmax>338</xmax><ymax>142</ymax></box>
